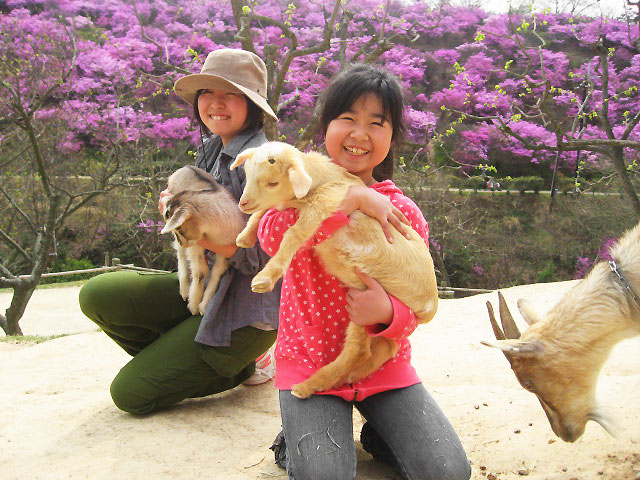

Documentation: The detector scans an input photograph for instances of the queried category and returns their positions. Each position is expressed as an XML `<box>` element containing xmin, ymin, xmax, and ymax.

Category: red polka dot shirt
<box><xmin>257</xmin><ymin>180</ymin><xmax>430</xmax><ymax>401</ymax></box>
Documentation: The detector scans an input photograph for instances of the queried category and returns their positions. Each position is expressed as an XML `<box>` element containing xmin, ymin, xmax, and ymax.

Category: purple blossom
<box><xmin>574</xmin><ymin>256</ymin><xmax>592</xmax><ymax>280</ymax></box>
<box><xmin>472</xmin><ymin>263</ymin><xmax>485</xmax><ymax>276</ymax></box>
<box><xmin>137</xmin><ymin>219</ymin><xmax>164</xmax><ymax>234</ymax></box>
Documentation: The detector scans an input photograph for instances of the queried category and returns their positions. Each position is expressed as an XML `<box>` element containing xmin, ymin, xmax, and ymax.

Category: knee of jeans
<box><xmin>78</xmin><ymin>275</ymin><xmax>112</xmax><ymax>322</ymax></box>
<box><xmin>78</xmin><ymin>279</ymin><xmax>98</xmax><ymax>318</ymax></box>
<box><xmin>287</xmin><ymin>448</ymin><xmax>356</xmax><ymax>480</ymax></box>
<box><xmin>450</xmin><ymin>457</ymin><xmax>472</xmax><ymax>480</ymax></box>
<box><xmin>109</xmin><ymin>372</ymin><xmax>154</xmax><ymax>416</ymax></box>
<box><xmin>288</xmin><ymin>461</ymin><xmax>356</xmax><ymax>480</ymax></box>
<box><xmin>408</xmin><ymin>454</ymin><xmax>471</xmax><ymax>480</ymax></box>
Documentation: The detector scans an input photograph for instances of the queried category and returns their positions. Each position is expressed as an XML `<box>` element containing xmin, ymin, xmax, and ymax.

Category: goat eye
<box><xmin>268</xmin><ymin>181</ymin><xmax>279</xmax><ymax>187</ymax></box>
<box><xmin>523</xmin><ymin>381</ymin><xmax>534</xmax><ymax>391</ymax></box>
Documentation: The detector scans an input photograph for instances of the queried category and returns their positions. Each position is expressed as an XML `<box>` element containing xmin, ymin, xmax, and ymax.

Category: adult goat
<box><xmin>483</xmin><ymin>222</ymin><xmax>640</xmax><ymax>442</ymax></box>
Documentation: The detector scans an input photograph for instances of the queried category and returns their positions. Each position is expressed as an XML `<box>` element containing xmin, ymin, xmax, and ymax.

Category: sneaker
<box><xmin>270</xmin><ymin>429</ymin><xmax>287</xmax><ymax>469</ymax></box>
<box><xmin>243</xmin><ymin>345</ymin><xmax>275</xmax><ymax>385</ymax></box>
<box><xmin>360</xmin><ymin>422</ymin><xmax>399</xmax><ymax>469</ymax></box>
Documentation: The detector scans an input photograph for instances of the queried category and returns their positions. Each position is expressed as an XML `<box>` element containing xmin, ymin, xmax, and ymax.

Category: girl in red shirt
<box><xmin>258</xmin><ymin>64</ymin><xmax>470</xmax><ymax>480</ymax></box>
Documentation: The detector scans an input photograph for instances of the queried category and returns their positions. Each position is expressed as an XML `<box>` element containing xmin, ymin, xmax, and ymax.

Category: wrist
<box><xmin>341</xmin><ymin>186</ymin><xmax>365</xmax><ymax>216</ymax></box>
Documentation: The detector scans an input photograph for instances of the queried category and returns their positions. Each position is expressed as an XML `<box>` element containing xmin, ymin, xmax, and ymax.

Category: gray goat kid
<box><xmin>160</xmin><ymin>166</ymin><xmax>246</xmax><ymax>315</ymax></box>
<box><xmin>483</xmin><ymin>221</ymin><xmax>640</xmax><ymax>442</ymax></box>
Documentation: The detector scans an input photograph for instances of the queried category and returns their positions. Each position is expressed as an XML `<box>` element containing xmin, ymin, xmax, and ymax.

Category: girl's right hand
<box><xmin>339</xmin><ymin>185</ymin><xmax>411</xmax><ymax>243</ymax></box>
<box><xmin>158</xmin><ymin>188</ymin><xmax>171</xmax><ymax>213</ymax></box>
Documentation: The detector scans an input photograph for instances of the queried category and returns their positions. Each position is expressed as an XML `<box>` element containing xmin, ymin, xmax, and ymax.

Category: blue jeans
<box><xmin>279</xmin><ymin>384</ymin><xmax>471</xmax><ymax>480</ymax></box>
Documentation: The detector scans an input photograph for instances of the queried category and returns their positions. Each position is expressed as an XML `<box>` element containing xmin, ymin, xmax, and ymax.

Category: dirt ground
<box><xmin>1</xmin><ymin>281</ymin><xmax>639</xmax><ymax>480</ymax></box>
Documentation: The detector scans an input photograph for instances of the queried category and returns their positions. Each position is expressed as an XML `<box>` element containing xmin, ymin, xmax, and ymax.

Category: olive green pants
<box><xmin>79</xmin><ymin>271</ymin><xmax>276</xmax><ymax>415</ymax></box>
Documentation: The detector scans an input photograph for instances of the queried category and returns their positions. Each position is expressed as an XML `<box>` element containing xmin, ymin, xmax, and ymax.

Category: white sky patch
<box><xmin>449</xmin><ymin>0</ymin><xmax>630</xmax><ymax>18</ymax></box>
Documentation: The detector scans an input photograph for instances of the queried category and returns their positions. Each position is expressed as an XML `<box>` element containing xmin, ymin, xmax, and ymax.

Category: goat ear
<box><xmin>481</xmin><ymin>339</ymin><xmax>544</xmax><ymax>357</ymax></box>
<box><xmin>517</xmin><ymin>299</ymin><xmax>542</xmax><ymax>326</ymax></box>
<box><xmin>288</xmin><ymin>159</ymin><xmax>313</xmax><ymax>198</ymax></box>
<box><xmin>160</xmin><ymin>205</ymin><xmax>192</xmax><ymax>233</ymax></box>
<box><xmin>230</xmin><ymin>149</ymin><xmax>255</xmax><ymax>170</ymax></box>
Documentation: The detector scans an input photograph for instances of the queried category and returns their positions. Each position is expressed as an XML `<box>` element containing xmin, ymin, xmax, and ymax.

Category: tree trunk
<box><xmin>430</xmin><ymin>244</ymin><xmax>450</xmax><ymax>288</ymax></box>
<box><xmin>2</xmin><ymin>281</ymin><xmax>37</xmax><ymax>335</ymax></box>
<box><xmin>1</xmin><ymin>195</ymin><xmax>61</xmax><ymax>335</ymax></box>
<box><xmin>610</xmin><ymin>147</ymin><xmax>640</xmax><ymax>218</ymax></box>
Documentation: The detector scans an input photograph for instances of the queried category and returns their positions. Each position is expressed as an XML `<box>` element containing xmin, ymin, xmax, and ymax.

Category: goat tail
<box><xmin>290</xmin><ymin>326</ymin><xmax>398</xmax><ymax>399</ymax></box>
<box><xmin>415</xmin><ymin>298</ymin><xmax>438</xmax><ymax>325</ymax></box>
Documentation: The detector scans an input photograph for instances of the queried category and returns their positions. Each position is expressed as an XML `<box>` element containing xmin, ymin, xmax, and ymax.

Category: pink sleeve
<box><xmin>257</xmin><ymin>208</ymin><xmax>298</xmax><ymax>257</ymax></box>
<box><xmin>365</xmin><ymin>294</ymin><xmax>418</xmax><ymax>341</ymax></box>
<box><xmin>393</xmin><ymin>194</ymin><xmax>429</xmax><ymax>246</ymax></box>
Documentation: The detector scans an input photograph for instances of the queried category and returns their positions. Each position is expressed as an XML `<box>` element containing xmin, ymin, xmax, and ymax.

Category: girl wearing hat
<box><xmin>79</xmin><ymin>49</ymin><xmax>280</xmax><ymax>414</ymax></box>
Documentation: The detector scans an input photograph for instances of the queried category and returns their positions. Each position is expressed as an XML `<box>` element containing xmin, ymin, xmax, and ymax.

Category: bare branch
<box><xmin>0</xmin><ymin>184</ymin><xmax>36</xmax><ymax>232</ymax></box>
<box><xmin>133</xmin><ymin>4</ymin><xmax>191</xmax><ymax>75</ymax></box>
<box><xmin>622</xmin><ymin>110</ymin><xmax>640</xmax><ymax>139</ymax></box>
<box><xmin>0</xmin><ymin>263</ymin><xmax>17</xmax><ymax>279</ymax></box>
<box><xmin>0</xmin><ymin>228</ymin><xmax>31</xmax><ymax>262</ymax></box>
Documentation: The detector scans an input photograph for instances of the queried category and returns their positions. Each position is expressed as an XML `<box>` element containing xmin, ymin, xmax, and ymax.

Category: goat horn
<box><xmin>498</xmin><ymin>291</ymin><xmax>521</xmax><ymax>339</ymax></box>
<box><xmin>486</xmin><ymin>301</ymin><xmax>506</xmax><ymax>340</ymax></box>
<box><xmin>486</xmin><ymin>300</ymin><xmax>513</xmax><ymax>364</ymax></box>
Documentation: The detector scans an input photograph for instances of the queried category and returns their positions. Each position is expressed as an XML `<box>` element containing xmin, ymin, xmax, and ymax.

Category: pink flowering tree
<box><xmin>3</xmin><ymin>0</ymin><xmax>638</xmax><ymax>331</ymax></box>
<box><xmin>0</xmin><ymin>6</ymin><xmax>191</xmax><ymax>334</ymax></box>
<box><xmin>0</xmin><ymin>0</ymin><xmax>442</xmax><ymax>333</ymax></box>
<box><xmin>432</xmin><ymin>9</ymin><xmax>640</xmax><ymax>214</ymax></box>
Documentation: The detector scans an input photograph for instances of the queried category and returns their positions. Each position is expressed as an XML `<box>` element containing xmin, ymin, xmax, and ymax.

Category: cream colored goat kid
<box><xmin>160</xmin><ymin>166</ymin><xmax>246</xmax><ymax>315</ymax></box>
<box><xmin>483</xmin><ymin>221</ymin><xmax>640</xmax><ymax>442</ymax></box>
<box><xmin>230</xmin><ymin>141</ymin><xmax>438</xmax><ymax>399</ymax></box>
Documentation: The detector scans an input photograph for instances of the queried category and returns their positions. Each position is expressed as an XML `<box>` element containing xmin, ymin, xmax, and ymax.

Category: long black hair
<box><xmin>319</xmin><ymin>64</ymin><xmax>406</xmax><ymax>182</ymax></box>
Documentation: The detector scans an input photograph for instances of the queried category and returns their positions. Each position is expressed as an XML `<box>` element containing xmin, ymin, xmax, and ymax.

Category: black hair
<box><xmin>193</xmin><ymin>89</ymin><xmax>264</xmax><ymax>137</ymax></box>
<box><xmin>319</xmin><ymin>64</ymin><xmax>406</xmax><ymax>182</ymax></box>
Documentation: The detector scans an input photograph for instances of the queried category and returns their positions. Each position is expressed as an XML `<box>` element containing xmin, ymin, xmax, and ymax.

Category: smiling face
<box><xmin>324</xmin><ymin>93</ymin><xmax>393</xmax><ymax>186</ymax></box>
<box><xmin>197</xmin><ymin>89</ymin><xmax>249</xmax><ymax>145</ymax></box>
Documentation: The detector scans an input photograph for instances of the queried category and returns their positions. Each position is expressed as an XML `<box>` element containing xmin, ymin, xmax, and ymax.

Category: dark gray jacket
<box><xmin>194</xmin><ymin>129</ymin><xmax>280</xmax><ymax>346</ymax></box>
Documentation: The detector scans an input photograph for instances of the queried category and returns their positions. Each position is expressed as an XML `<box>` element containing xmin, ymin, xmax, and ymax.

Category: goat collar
<box><xmin>608</xmin><ymin>260</ymin><xmax>640</xmax><ymax>311</ymax></box>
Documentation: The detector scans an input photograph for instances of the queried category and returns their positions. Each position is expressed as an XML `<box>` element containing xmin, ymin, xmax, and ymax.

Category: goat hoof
<box><xmin>236</xmin><ymin>233</ymin><xmax>256</xmax><ymax>248</ymax></box>
<box><xmin>251</xmin><ymin>277</ymin><xmax>274</xmax><ymax>293</ymax></box>
<box><xmin>187</xmin><ymin>303</ymin><xmax>199</xmax><ymax>315</ymax></box>
<box><xmin>291</xmin><ymin>384</ymin><xmax>312</xmax><ymax>399</ymax></box>
<box><xmin>198</xmin><ymin>301</ymin><xmax>208</xmax><ymax>315</ymax></box>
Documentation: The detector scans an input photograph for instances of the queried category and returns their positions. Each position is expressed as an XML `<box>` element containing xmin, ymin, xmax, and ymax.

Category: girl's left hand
<box><xmin>346</xmin><ymin>269</ymin><xmax>392</xmax><ymax>327</ymax></box>
<box><xmin>340</xmin><ymin>186</ymin><xmax>410</xmax><ymax>243</ymax></box>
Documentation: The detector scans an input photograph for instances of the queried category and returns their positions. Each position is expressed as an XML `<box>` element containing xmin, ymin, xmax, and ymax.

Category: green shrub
<box><xmin>535</xmin><ymin>260</ymin><xmax>555</xmax><ymax>283</ymax></box>
<box><xmin>508</xmin><ymin>176</ymin><xmax>546</xmax><ymax>193</ymax></box>
<box><xmin>44</xmin><ymin>257</ymin><xmax>97</xmax><ymax>284</ymax></box>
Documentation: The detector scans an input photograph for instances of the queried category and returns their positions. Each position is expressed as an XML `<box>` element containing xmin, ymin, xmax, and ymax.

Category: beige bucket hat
<box><xmin>174</xmin><ymin>49</ymin><xmax>277</xmax><ymax>120</ymax></box>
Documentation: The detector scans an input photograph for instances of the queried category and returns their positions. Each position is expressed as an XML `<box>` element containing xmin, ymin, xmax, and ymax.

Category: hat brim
<box><xmin>174</xmin><ymin>73</ymin><xmax>278</xmax><ymax>121</ymax></box>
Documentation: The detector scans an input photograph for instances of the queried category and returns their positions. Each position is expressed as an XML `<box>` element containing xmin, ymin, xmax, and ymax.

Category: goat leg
<box><xmin>236</xmin><ymin>210</ymin><xmax>266</xmax><ymax>248</ymax></box>
<box><xmin>198</xmin><ymin>255</ymin><xmax>228</xmax><ymax>315</ymax></box>
<box><xmin>291</xmin><ymin>324</ymin><xmax>398</xmax><ymax>399</ymax></box>
<box><xmin>187</xmin><ymin>246</ymin><xmax>208</xmax><ymax>315</ymax></box>
<box><xmin>175</xmin><ymin>240</ymin><xmax>190</xmax><ymax>301</ymax></box>
<box><xmin>251</xmin><ymin>209</ymin><xmax>325</xmax><ymax>293</ymax></box>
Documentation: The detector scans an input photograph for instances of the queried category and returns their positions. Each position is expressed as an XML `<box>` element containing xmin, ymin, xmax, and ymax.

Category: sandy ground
<box><xmin>1</xmin><ymin>281</ymin><xmax>639</xmax><ymax>480</ymax></box>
